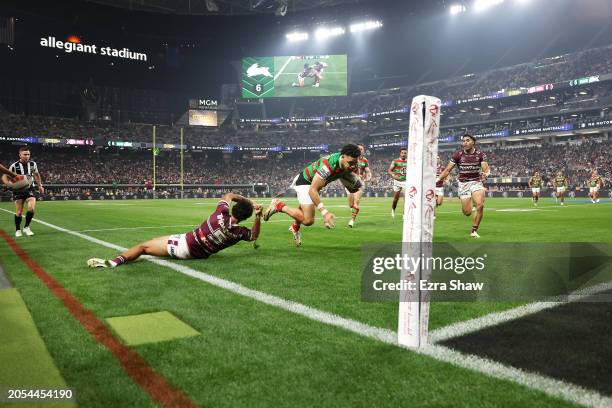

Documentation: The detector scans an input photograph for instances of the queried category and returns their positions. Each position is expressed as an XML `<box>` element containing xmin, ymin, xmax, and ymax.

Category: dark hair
<box><xmin>400</xmin><ymin>147</ymin><xmax>407</xmax><ymax>151</ymax></box>
<box><xmin>341</xmin><ymin>144</ymin><xmax>361</xmax><ymax>158</ymax></box>
<box><xmin>19</xmin><ymin>146</ymin><xmax>30</xmax><ymax>152</ymax></box>
<box><xmin>231</xmin><ymin>200</ymin><xmax>254</xmax><ymax>222</ymax></box>
<box><xmin>463</xmin><ymin>133</ymin><xmax>476</xmax><ymax>142</ymax></box>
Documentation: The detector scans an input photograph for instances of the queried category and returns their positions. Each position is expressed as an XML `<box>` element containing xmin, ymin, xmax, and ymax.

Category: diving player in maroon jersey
<box><xmin>292</xmin><ymin>64</ymin><xmax>314</xmax><ymax>88</ymax></box>
<box><xmin>347</xmin><ymin>143</ymin><xmax>372</xmax><ymax>228</ymax></box>
<box><xmin>86</xmin><ymin>193</ymin><xmax>262</xmax><ymax>267</ymax></box>
<box><xmin>437</xmin><ymin>134</ymin><xmax>490</xmax><ymax>238</ymax></box>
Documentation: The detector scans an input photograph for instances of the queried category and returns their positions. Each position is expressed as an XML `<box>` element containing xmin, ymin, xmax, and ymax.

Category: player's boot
<box><xmin>264</xmin><ymin>199</ymin><xmax>284</xmax><ymax>221</ymax></box>
<box><xmin>15</xmin><ymin>230</ymin><xmax>22</xmax><ymax>237</ymax></box>
<box><xmin>348</xmin><ymin>219</ymin><xmax>354</xmax><ymax>228</ymax></box>
<box><xmin>597</xmin><ymin>199</ymin><xmax>600</xmax><ymax>203</ymax></box>
<box><xmin>87</xmin><ymin>258</ymin><xmax>112</xmax><ymax>268</ymax></box>
<box><xmin>289</xmin><ymin>224</ymin><xmax>301</xmax><ymax>247</ymax></box>
<box><xmin>470</xmin><ymin>231</ymin><xmax>481</xmax><ymax>238</ymax></box>
<box><xmin>391</xmin><ymin>209</ymin><xmax>395</xmax><ymax>218</ymax></box>
<box><xmin>23</xmin><ymin>227</ymin><xmax>34</xmax><ymax>236</ymax></box>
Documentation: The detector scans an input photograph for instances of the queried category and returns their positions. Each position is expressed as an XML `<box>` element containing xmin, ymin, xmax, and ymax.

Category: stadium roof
<box><xmin>82</xmin><ymin>0</ymin><xmax>370</xmax><ymax>15</ymax></box>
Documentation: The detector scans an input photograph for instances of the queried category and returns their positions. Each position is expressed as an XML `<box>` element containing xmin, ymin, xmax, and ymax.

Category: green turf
<box><xmin>1</xmin><ymin>196</ymin><xmax>610</xmax><ymax>407</ymax></box>
<box><xmin>0</xmin><ymin>288</ymin><xmax>75</xmax><ymax>408</ymax></box>
<box><xmin>106</xmin><ymin>311</ymin><xmax>199</xmax><ymax>346</ymax></box>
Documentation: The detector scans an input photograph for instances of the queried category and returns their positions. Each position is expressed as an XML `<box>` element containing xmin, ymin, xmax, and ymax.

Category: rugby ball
<box><xmin>8</xmin><ymin>175</ymin><xmax>33</xmax><ymax>191</ymax></box>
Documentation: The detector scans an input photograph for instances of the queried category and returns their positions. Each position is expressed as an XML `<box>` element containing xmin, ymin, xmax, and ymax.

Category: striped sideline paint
<box><xmin>0</xmin><ymin>228</ymin><xmax>198</xmax><ymax>408</ymax></box>
<box><xmin>1</xmin><ymin>209</ymin><xmax>611</xmax><ymax>408</ymax></box>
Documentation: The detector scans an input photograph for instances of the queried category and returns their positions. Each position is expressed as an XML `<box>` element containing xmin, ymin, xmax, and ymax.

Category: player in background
<box><xmin>347</xmin><ymin>143</ymin><xmax>372</xmax><ymax>228</ymax></box>
<box><xmin>437</xmin><ymin>134</ymin><xmax>490</xmax><ymax>238</ymax></box>
<box><xmin>312</xmin><ymin>61</ymin><xmax>328</xmax><ymax>88</ymax></box>
<box><xmin>263</xmin><ymin>144</ymin><xmax>362</xmax><ymax>246</ymax></box>
<box><xmin>588</xmin><ymin>170</ymin><xmax>605</xmax><ymax>203</ymax></box>
<box><xmin>528</xmin><ymin>171</ymin><xmax>542</xmax><ymax>206</ymax></box>
<box><xmin>87</xmin><ymin>193</ymin><xmax>261</xmax><ymax>267</ymax></box>
<box><xmin>434</xmin><ymin>155</ymin><xmax>445</xmax><ymax>218</ymax></box>
<box><xmin>553</xmin><ymin>171</ymin><xmax>568</xmax><ymax>206</ymax></box>
<box><xmin>388</xmin><ymin>147</ymin><xmax>407</xmax><ymax>218</ymax></box>
<box><xmin>292</xmin><ymin>64</ymin><xmax>314</xmax><ymax>88</ymax></box>
<box><xmin>0</xmin><ymin>146</ymin><xmax>44</xmax><ymax>237</ymax></box>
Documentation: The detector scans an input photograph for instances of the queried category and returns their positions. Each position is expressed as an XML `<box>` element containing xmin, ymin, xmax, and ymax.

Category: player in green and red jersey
<box><xmin>347</xmin><ymin>143</ymin><xmax>372</xmax><ymax>228</ymax></box>
<box><xmin>528</xmin><ymin>171</ymin><xmax>542</xmax><ymax>206</ymax></box>
<box><xmin>588</xmin><ymin>170</ymin><xmax>605</xmax><ymax>203</ymax></box>
<box><xmin>553</xmin><ymin>171</ymin><xmax>568</xmax><ymax>206</ymax></box>
<box><xmin>263</xmin><ymin>144</ymin><xmax>362</xmax><ymax>246</ymax></box>
<box><xmin>387</xmin><ymin>147</ymin><xmax>407</xmax><ymax>218</ymax></box>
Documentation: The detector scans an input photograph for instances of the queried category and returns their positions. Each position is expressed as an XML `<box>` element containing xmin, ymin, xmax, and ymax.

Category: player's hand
<box><xmin>38</xmin><ymin>185</ymin><xmax>45</xmax><ymax>193</ymax></box>
<box><xmin>323</xmin><ymin>212</ymin><xmax>335</xmax><ymax>229</ymax></box>
<box><xmin>254</xmin><ymin>204</ymin><xmax>263</xmax><ymax>216</ymax></box>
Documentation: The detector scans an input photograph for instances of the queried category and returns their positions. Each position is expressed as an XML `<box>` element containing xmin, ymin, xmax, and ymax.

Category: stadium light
<box><xmin>450</xmin><ymin>4</ymin><xmax>467</xmax><ymax>15</ymax></box>
<box><xmin>349</xmin><ymin>20</ymin><xmax>383</xmax><ymax>33</ymax></box>
<box><xmin>314</xmin><ymin>26</ymin><xmax>345</xmax><ymax>40</ymax></box>
<box><xmin>473</xmin><ymin>0</ymin><xmax>504</xmax><ymax>12</ymax></box>
<box><xmin>286</xmin><ymin>31</ymin><xmax>309</xmax><ymax>42</ymax></box>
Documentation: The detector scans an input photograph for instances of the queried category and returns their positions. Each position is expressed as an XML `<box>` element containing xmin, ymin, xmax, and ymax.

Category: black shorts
<box><xmin>12</xmin><ymin>188</ymin><xmax>36</xmax><ymax>202</ymax></box>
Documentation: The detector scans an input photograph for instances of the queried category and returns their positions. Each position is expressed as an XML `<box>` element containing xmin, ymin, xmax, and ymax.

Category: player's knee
<box><xmin>462</xmin><ymin>208</ymin><xmax>472</xmax><ymax>216</ymax></box>
<box><xmin>303</xmin><ymin>219</ymin><xmax>314</xmax><ymax>226</ymax></box>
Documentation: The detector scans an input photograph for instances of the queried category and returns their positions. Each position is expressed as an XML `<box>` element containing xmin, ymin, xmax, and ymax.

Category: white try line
<box><xmin>273</xmin><ymin>56</ymin><xmax>293</xmax><ymax>81</ymax></box>
<box><xmin>2</xmin><ymin>209</ymin><xmax>610</xmax><ymax>408</ymax></box>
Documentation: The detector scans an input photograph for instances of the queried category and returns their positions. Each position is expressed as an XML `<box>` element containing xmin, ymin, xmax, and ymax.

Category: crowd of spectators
<box><xmin>1</xmin><ymin>137</ymin><xmax>610</xmax><ymax>195</ymax></box>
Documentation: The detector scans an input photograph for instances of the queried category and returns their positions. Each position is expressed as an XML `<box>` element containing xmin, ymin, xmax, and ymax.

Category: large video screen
<box><xmin>241</xmin><ymin>55</ymin><xmax>347</xmax><ymax>98</ymax></box>
<box><xmin>188</xmin><ymin>110</ymin><xmax>218</xmax><ymax>127</ymax></box>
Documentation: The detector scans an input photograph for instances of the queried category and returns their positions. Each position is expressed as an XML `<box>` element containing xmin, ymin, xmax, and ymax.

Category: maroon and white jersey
<box><xmin>436</xmin><ymin>162</ymin><xmax>444</xmax><ymax>188</ymax></box>
<box><xmin>185</xmin><ymin>200</ymin><xmax>252</xmax><ymax>259</ymax></box>
<box><xmin>451</xmin><ymin>149</ymin><xmax>487</xmax><ymax>182</ymax></box>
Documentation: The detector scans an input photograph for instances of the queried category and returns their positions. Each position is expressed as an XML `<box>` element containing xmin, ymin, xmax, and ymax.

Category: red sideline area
<box><xmin>0</xmin><ymin>229</ymin><xmax>198</xmax><ymax>408</ymax></box>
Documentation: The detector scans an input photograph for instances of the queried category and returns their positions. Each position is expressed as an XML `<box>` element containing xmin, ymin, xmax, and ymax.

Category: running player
<box><xmin>87</xmin><ymin>193</ymin><xmax>262</xmax><ymax>267</ymax></box>
<box><xmin>588</xmin><ymin>170</ymin><xmax>605</xmax><ymax>203</ymax></box>
<box><xmin>437</xmin><ymin>134</ymin><xmax>490</xmax><ymax>238</ymax></box>
<box><xmin>0</xmin><ymin>146</ymin><xmax>44</xmax><ymax>237</ymax></box>
<box><xmin>528</xmin><ymin>171</ymin><xmax>542</xmax><ymax>206</ymax></box>
<box><xmin>347</xmin><ymin>143</ymin><xmax>372</xmax><ymax>228</ymax></box>
<box><xmin>263</xmin><ymin>144</ymin><xmax>362</xmax><ymax>246</ymax></box>
<box><xmin>553</xmin><ymin>171</ymin><xmax>568</xmax><ymax>206</ymax></box>
<box><xmin>388</xmin><ymin>147</ymin><xmax>407</xmax><ymax>218</ymax></box>
<box><xmin>435</xmin><ymin>155</ymin><xmax>445</xmax><ymax>218</ymax></box>
<box><xmin>292</xmin><ymin>64</ymin><xmax>314</xmax><ymax>88</ymax></box>
<box><xmin>312</xmin><ymin>61</ymin><xmax>328</xmax><ymax>88</ymax></box>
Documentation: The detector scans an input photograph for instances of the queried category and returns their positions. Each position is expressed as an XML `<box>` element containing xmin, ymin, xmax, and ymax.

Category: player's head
<box><xmin>399</xmin><ymin>147</ymin><xmax>407</xmax><ymax>160</ymax></box>
<box><xmin>340</xmin><ymin>144</ymin><xmax>361</xmax><ymax>171</ymax></box>
<box><xmin>357</xmin><ymin>143</ymin><xmax>366</xmax><ymax>156</ymax></box>
<box><xmin>231</xmin><ymin>200</ymin><xmax>254</xmax><ymax>223</ymax></box>
<box><xmin>592</xmin><ymin>169</ymin><xmax>598</xmax><ymax>175</ymax></box>
<box><xmin>462</xmin><ymin>134</ymin><xmax>476</xmax><ymax>150</ymax></box>
<box><xmin>303</xmin><ymin>63</ymin><xmax>310</xmax><ymax>69</ymax></box>
<box><xmin>18</xmin><ymin>146</ymin><xmax>30</xmax><ymax>162</ymax></box>
<box><xmin>557</xmin><ymin>170</ymin><xmax>563</xmax><ymax>176</ymax></box>
<box><xmin>534</xmin><ymin>171</ymin><xmax>540</xmax><ymax>176</ymax></box>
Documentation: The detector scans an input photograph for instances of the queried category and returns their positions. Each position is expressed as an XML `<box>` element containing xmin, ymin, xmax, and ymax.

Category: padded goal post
<box><xmin>398</xmin><ymin>95</ymin><xmax>441</xmax><ymax>348</ymax></box>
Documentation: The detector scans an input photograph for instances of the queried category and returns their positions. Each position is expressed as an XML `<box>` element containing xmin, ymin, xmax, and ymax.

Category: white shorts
<box><xmin>532</xmin><ymin>188</ymin><xmax>540</xmax><ymax>194</ymax></box>
<box><xmin>167</xmin><ymin>234</ymin><xmax>192</xmax><ymax>260</ymax></box>
<box><xmin>291</xmin><ymin>174</ymin><xmax>313</xmax><ymax>206</ymax></box>
<box><xmin>590</xmin><ymin>187</ymin><xmax>599</xmax><ymax>193</ymax></box>
<box><xmin>458</xmin><ymin>181</ymin><xmax>485</xmax><ymax>199</ymax></box>
<box><xmin>435</xmin><ymin>187</ymin><xmax>444</xmax><ymax>197</ymax></box>
<box><xmin>556</xmin><ymin>187</ymin><xmax>566</xmax><ymax>193</ymax></box>
<box><xmin>392</xmin><ymin>179</ymin><xmax>405</xmax><ymax>193</ymax></box>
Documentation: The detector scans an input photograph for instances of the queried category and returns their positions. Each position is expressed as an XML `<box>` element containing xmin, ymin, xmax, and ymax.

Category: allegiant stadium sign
<box><xmin>40</xmin><ymin>36</ymin><xmax>148</xmax><ymax>61</ymax></box>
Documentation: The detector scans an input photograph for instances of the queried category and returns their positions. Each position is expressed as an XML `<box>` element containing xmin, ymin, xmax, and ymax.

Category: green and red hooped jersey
<box><xmin>529</xmin><ymin>176</ymin><xmax>542</xmax><ymax>188</ymax></box>
<box><xmin>302</xmin><ymin>152</ymin><xmax>351</xmax><ymax>185</ymax></box>
<box><xmin>390</xmin><ymin>158</ymin><xmax>407</xmax><ymax>181</ymax></box>
<box><xmin>353</xmin><ymin>157</ymin><xmax>369</xmax><ymax>176</ymax></box>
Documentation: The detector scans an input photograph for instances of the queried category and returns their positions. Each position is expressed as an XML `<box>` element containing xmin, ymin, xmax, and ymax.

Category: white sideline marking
<box><xmin>273</xmin><ymin>57</ymin><xmax>293</xmax><ymax>81</ymax></box>
<box><xmin>2</xmin><ymin>209</ymin><xmax>611</xmax><ymax>408</ymax></box>
<box><xmin>430</xmin><ymin>282</ymin><xmax>612</xmax><ymax>343</ymax></box>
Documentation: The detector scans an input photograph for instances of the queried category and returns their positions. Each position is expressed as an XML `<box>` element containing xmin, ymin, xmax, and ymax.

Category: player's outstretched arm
<box><xmin>437</xmin><ymin>161</ymin><xmax>456</xmax><ymax>183</ymax></box>
<box><xmin>0</xmin><ymin>164</ymin><xmax>18</xmax><ymax>179</ymax></box>
<box><xmin>480</xmin><ymin>161</ymin><xmax>491</xmax><ymax>181</ymax></box>
<box><xmin>309</xmin><ymin>174</ymin><xmax>335</xmax><ymax>228</ymax></box>
<box><xmin>222</xmin><ymin>192</ymin><xmax>251</xmax><ymax>205</ymax></box>
<box><xmin>250</xmin><ymin>205</ymin><xmax>262</xmax><ymax>241</ymax></box>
